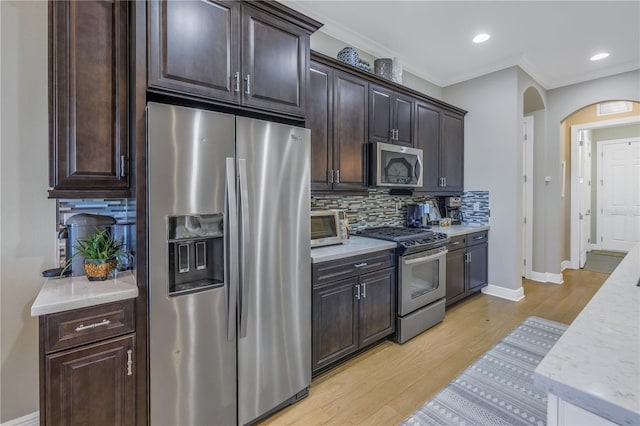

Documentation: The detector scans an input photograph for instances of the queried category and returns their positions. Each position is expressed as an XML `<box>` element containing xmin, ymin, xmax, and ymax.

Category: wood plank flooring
<box><xmin>260</xmin><ymin>268</ymin><xmax>608</xmax><ymax>426</ymax></box>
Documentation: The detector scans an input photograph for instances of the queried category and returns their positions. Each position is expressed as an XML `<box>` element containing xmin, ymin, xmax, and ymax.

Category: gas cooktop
<box><xmin>358</xmin><ymin>226</ymin><xmax>450</xmax><ymax>255</ymax></box>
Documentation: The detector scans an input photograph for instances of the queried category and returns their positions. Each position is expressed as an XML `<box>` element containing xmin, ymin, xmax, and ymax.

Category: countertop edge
<box><xmin>533</xmin><ymin>371</ymin><xmax>640</xmax><ymax>426</ymax></box>
<box><xmin>311</xmin><ymin>237</ymin><xmax>398</xmax><ymax>263</ymax></box>
<box><xmin>30</xmin><ymin>271</ymin><xmax>139</xmax><ymax>317</ymax></box>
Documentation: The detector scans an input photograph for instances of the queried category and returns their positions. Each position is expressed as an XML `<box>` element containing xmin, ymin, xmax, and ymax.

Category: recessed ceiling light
<box><xmin>473</xmin><ymin>33</ymin><xmax>490</xmax><ymax>43</ymax></box>
<box><xmin>590</xmin><ymin>52</ymin><xmax>609</xmax><ymax>61</ymax></box>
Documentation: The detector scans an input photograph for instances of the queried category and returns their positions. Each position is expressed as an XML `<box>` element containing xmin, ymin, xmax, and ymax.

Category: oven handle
<box><xmin>403</xmin><ymin>249</ymin><xmax>448</xmax><ymax>265</ymax></box>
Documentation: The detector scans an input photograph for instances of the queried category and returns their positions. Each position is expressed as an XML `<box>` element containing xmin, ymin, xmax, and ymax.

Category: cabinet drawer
<box><xmin>313</xmin><ymin>249</ymin><xmax>395</xmax><ymax>287</ymax></box>
<box><xmin>467</xmin><ymin>231</ymin><xmax>488</xmax><ymax>246</ymax></box>
<box><xmin>44</xmin><ymin>300</ymin><xmax>135</xmax><ymax>353</ymax></box>
<box><xmin>446</xmin><ymin>235</ymin><xmax>466</xmax><ymax>251</ymax></box>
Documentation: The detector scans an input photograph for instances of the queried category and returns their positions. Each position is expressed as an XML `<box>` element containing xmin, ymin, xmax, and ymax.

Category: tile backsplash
<box><xmin>312</xmin><ymin>189</ymin><xmax>435</xmax><ymax>232</ymax></box>
<box><xmin>56</xmin><ymin>199</ymin><xmax>136</xmax><ymax>267</ymax></box>
<box><xmin>460</xmin><ymin>191</ymin><xmax>490</xmax><ymax>225</ymax></box>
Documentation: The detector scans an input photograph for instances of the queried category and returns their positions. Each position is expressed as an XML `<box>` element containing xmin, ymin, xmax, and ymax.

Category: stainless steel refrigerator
<box><xmin>147</xmin><ymin>102</ymin><xmax>311</xmax><ymax>425</ymax></box>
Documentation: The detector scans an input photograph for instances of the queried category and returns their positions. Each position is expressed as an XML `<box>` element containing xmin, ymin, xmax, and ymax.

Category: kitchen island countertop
<box><xmin>534</xmin><ymin>243</ymin><xmax>640</xmax><ymax>425</ymax></box>
<box><xmin>31</xmin><ymin>270</ymin><xmax>138</xmax><ymax>316</ymax></box>
<box><xmin>311</xmin><ymin>236</ymin><xmax>397</xmax><ymax>263</ymax></box>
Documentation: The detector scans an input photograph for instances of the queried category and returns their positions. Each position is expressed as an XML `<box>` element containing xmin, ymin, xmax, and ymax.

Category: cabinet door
<box><xmin>49</xmin><ymin>0</ymin><xmax>129</xmax><ymax>197</ymax></box>
<box><xmin>414</xmin><ymin>101</ymin><xmax>442</xmax><ymax>192</ymax></box>
<box><xmin>46</xmin><ymin>334</ymin><xmax>135</xmax><ymax>425</ymax></box>
<box><xmin>393</xmin><ymin>94</ymin><xmax>414</xmax><ymax>146</ymax></box>
<box><xmin>468</xmin><ymin>242</ymin><xmax>488</xmax><ymax>292</ymax></box>
<box><xmin>312</xmin><ymin>278</ymin><xmax>359</xmax><ymax>372</ymax></box>
<box><xmin>333</xmin><ymin>71</ymin><xmax>368</xmax><ymax>192</ymax></box>
<box><xmin>148</xmin><ymin>0</ymin><xmax>241</xmax><ymax>103</ymax></box>
<box><xmin>445</xmin><ymin>248</ymin><xmax>466</xmax><ymax>306</ymax></box>
<box><xmin>242</xmin><ymin>4</ymin><xmax>308</xmax><ymax>116</ymax></box>
<box><xmin>308</xmin><ymin>62</ymin><xmax>333</xmax><ymax>191</ymax></box>
<box><xmin>369</xmin><ymin>85</ymin><xmax>392</xmax><ymax>144</ymax></box>
<box><xmin>441</xmin><ymin>111</ymin><xmax>464</xmax><ymax>192</ymax></box>
<box><xmin>358</xmin><ymin>268</ymin><xmax>396</xmax><ymax>348</ymax></box>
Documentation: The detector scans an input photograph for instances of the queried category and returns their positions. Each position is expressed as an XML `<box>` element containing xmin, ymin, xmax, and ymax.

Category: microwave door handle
<box><xmin>225</xmin><ymin>158</ymin><xmax>238</xmax><ymax>341</ymax></box>
<box><xmin>403</xmin><ymin>250</ymin><xmax>447</xmax><ymax>265</ymax></box>
<box><xmin>238</xmin><ymin>158</ymin><xmax>250</xmax><ymax>339</ymax></box>
<box><xmin>415</xmin><ymin>156</ymin><xmax>423</xmax><ymax>185</ymax></box>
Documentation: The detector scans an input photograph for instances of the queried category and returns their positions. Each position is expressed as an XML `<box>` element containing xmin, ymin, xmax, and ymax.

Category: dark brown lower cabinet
<box><xmin>39</xmin><ymin>300</ymin><xmax>136</xmax><ymax>425</ymax></box>
<box><xmin>46</xmin><ymin>335</ymin><xmax>136</xmax><ymax>425</ymax></box>
<box><xmin>312</xmin><ymin>254</ymin><xmax>395</xmax><ymax>373</ymax></box>
<box><xmin>445</xmin><ymin>231</ymin><xmax>489</xmax><ymax>306</ymax></box>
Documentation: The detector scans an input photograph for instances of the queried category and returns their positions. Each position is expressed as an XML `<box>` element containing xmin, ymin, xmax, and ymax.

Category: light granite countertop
<box><xmin>311</xmin><ymin>236</ymin><xmax>397</xmax><ymax>263</ymax></box>
<box><xmin>534</xmin><ymin>243</ymin><xmax>640</xmax><ymax>425</ymax></box>
<box><xmin>31</xmin><ymin>270</ymin><xmax>138</xmax><ymax>317</ymax></box>
<box><xmin>430</xmin><ymin>223</ymin><xmax>490</xmax><ymax>237</ymax></box>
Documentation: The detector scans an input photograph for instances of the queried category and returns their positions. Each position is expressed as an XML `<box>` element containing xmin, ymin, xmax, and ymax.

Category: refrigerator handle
<box><xmin>238</xmin><ymin>158</ymin><xmax>250</xmax><ymax>339</ymax></box>
<box><xmin>225</xmin><ymin>158</ymin><xmax>238</xmax><ymax>341</ymax></box>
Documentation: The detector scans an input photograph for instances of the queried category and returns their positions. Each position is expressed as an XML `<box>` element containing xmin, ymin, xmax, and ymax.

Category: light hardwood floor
<box><xmin>261</xmin><ymin>268</ymin><xmax>609</xmax><ymax>426</ymax></box>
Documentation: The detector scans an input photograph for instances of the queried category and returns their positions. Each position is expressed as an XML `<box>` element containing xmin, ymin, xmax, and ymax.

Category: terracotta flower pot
<box><xmin>84</xmin><ymin>259</ymin><xmax>117</xmax><ymax>281</ymax></box>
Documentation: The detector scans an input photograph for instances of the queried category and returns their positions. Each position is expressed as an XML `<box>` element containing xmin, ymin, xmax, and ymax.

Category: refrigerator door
<box><xmin>236</xmin><ymin>117</ymin><xmax>311</xmax><ymax>425</ymax></box>
<box><xmin>147</xmin><ymin>103</ymin><xmax>237</xmax><ymax>426</ymax></box>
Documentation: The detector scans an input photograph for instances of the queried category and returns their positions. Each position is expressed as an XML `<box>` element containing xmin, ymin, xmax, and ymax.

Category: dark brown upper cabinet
<box><xmin>49</xmin><ymin>0</ymin><xmax>130</xmax><ymax>198</ymax></box>
<box><xmin>369</xmin><ymin>85</ymin><xmax>413</xmax><ymax>146</ymax></box>
<box><xmin>415</xmin><ymin>101</ymin><xmax>464</xmax><ymax>194</ymax></box>
<box><xmin>149</xmin><ymin>0</ymin><xmax>320</xmax><ymax>118</ymax></box>
<box><xmin>308</xmin><ymin>60</ymin><xmax>369</xmax><ymax>193</ymax></box>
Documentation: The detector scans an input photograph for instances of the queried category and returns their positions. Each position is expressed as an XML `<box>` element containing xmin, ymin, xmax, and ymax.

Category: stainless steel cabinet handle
<box><xmin>245</xmin><ymin>74</ymin><xmax>251</xmax><ymax>95</ymax></box>
<box><xmin>329</xmin><ymin>169</ymin><xmax>334</xmax><ymax>184</ymax></box>
<box><xmin>355</xmin><ymin>284</ymin><xmax>360</xmax><ymax>300</ymax></box>
<box><xmin>126</xmin><ymin>349</ymin><xmax>133</xmax><ymax>376</ymax></box>
<box><xmin>362</xmin><ymin>283</ymin><xmax>366</xmax><ymax>298</ymax></box>
<box><xmin>443</xmin><ymin>177</ymin><xmax>447</xmax><ymax>187</ymax></box>
<box><xmin>75</xmin><ymin>319</ymin><xmax>110</xmax><ymax>332</ymax></box>
<box><xmin>450</xmin><ymin>241</ymin><xmax>461</xmax><ymax>245</ymax></box>
<box><xmin>468</xmin><ymin>252</ymin><xmax>472</xmax><ymax>263</ymax></box>
<box><xmin>473</xmin><ymin>235</ymin><xmax>484</xmax><ymax>240</ymax></box>
<box><xmin>238</xmin><ymin>159</ymin><xmax>250</xmax><ymax>339</ymax></box>
<box><xmin>335</xmin><ymin>170</ymin><xmax>340</xmax><ymax>183</ymax></box>
<box><xmin>395</xmin><ymin>129</ymin><xmax>399</xmax><ymax>140</ymax></box>
<box><xmin>354</xmin><ymin>262</ymin><xmax>368</xmax><ymax>268</ymax></box>
<box><xmin>234</xmin><ymin>71</ymin><xmax>240</xmax><ymax>93</ymax></box>
<box><xmin>120</xmin><ymin>155</ymin><xmax>126</xmax><ymax>177</ymax></box>
<box><xmin>390</xmin><ymin>129</ymin><xmax>395</xmax><ymax>140</ymax></box>
<box><xmin>225</xmin><ymin>157</ymin><xmax>238</xmax><ymax>341</ymax></box>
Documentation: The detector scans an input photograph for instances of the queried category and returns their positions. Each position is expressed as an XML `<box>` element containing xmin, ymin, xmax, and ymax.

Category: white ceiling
<box><xmin>282</xmin><ymin>1</ymin><xmax>640</xmax><ymax>89</ymax></box>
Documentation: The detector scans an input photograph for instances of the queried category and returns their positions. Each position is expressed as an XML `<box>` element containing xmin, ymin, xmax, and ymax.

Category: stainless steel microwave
<box><xmin>310</xmin><ymin>210</ymin><xmax>349</xmax><ymax>248</ymax></box>
<box><xmin>370</xmin><ymin>142</ymin><xmax>423</xmax><ymax>188</ymax></box>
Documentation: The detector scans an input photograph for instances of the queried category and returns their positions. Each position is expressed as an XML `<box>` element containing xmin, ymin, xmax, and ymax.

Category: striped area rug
<box><xmin>402</xmin><ymin>316</ymin><xmax>568</xmax><ymax>426</ymax></box>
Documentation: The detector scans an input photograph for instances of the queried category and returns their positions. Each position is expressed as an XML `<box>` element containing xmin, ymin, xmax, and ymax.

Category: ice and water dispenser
<box><xmin>167</xmin><ymin>214</ymin><xmax>224</xmax><ymax>296</ymax></box>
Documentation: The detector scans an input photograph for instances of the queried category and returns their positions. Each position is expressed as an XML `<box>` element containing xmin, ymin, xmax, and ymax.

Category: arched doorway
<box><xmin>563</xmin><ymin>101</ymin><xmax>640</xmax><ymax>269</ymax></box>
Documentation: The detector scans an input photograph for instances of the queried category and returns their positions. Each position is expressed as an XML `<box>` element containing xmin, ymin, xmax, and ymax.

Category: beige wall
<box><xmin>1</xmin><ymin>1</ymin><xmax>56</xmax><ymax>422</ymax></box>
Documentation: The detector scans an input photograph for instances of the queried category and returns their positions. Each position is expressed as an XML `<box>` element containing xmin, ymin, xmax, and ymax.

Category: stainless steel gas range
<box><xmin>359</xmin><ymin>226</ymin><xmax>449</xmax><ymax>343</ymax></box>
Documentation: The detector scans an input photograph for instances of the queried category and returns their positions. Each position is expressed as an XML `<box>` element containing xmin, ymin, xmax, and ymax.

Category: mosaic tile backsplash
<box><xmin>57</xmin><ymin>199</ymin><xmax>136</xmax><ymax>267</ymax></box>
<box><xmin>460</xmin><ymin>191</ymin><xmax>490</xmax><ymax>225</ymax></box>
<box><xmin>312</xmin><ymin>189</ymin><xmax>490</xmax><ymax>232</ymax></box>
<box><xmin>312</xmin><ymin>189</ymin><xmax>436</xmax><ymax>232</ymax></box>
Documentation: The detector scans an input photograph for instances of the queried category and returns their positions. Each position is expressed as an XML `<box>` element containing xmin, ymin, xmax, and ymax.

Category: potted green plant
<box><xmin>63</xmin><ymin>229</ymin><xmax>132</xmax><ymax>281</ymax></box>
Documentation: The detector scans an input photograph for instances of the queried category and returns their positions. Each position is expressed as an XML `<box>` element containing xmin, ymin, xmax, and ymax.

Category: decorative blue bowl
<box><xmin>337</xmin><ymin>47</ymin><xmax>359</xmax><ymax>66</ymax></box>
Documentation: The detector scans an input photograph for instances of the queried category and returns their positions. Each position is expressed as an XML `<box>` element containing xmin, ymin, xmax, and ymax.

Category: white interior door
<box><xmin>598</xmin><ymin>139</ymin><xmax>640</xmax><ymax>252</ymax></box>
<box><xmin>578</xmin><ymin>131</ymin><xmax>592</xmax><ymax>267</ymax></box>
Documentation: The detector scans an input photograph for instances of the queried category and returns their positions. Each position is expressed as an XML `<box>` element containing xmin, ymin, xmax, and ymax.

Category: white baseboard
<box><xmin>529</xmin><ymin>270</ymin><xmax>564</xmax><ymax>285</ymax></box>
<box><xmin>1</xmin><ymin>412</ymin><xmax>39</xmax><ymax>426</ymax></box>
<box><xmin>561</xmin><ymin>260</ymin><xmax>571</xmax><ymax>271</ymax></box>
<box><xmin>481</xmin><ymin>284</ymin><xmax>525</xmax><ymax>302</ymax></box>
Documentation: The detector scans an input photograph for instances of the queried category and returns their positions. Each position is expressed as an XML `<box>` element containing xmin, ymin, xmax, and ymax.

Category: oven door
<box><xmin>398</xmin><ymin>247</ymin><xmax>447</xmax><ymax>316</ymax></box>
